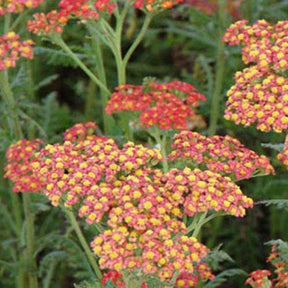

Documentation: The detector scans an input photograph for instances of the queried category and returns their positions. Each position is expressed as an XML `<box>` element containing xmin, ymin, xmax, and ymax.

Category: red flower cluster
<box><xmin>133</xmin><ymin>0</ymin><xmax>183</xmax><ymax>10</ymax></box>
<box><xmin>4</xmin><ymin>139</ymin><xmax>43</xmax><ymax>192</ymax></box>
<box><xmin>0</xmin><ymin>32</ymin><xmax>34</xmax><ymax>70</ymax></box>
<box><xmin>0</xmin><ymin>0</ymin><xmax>44</xmax><ymax>15</ymax></box>
<box><xmin>185</xmin><ymin>0</ymin><xmax>242</xmax><ymax>20</ymax></box>
<box><xmin>27</xmin><ymin>11</ymin><xmax>69</xmax><ymax>36</ymax></box>
<box><xmin>246</xmin><ymin>270</ymin><xmax>272</xmax><ymax>288</ymax></box>
<box><xmin>169</xmin><ymin>131</ymin><xmax>274</xmax><ymax>180</ymax></box>
<box><xmin>63</xmin><ymin>121</ymin><xmax>101</xmax><ymax>141</ymax></box>
<box><xmin>101</xmin><ymin>271</ymin><xmax>126</xmax><ymax>287</ymax></box>
<box><xmin>106</xmin><ymin>80</ymin><xmax>206</xmax><ymax>130</ymax></box>
<box><xmin>223</xmin><ymin>20</ymin><xmax>288</xmax><ymax>133</ymax></box>
<box><xmin>27</xmin><ymin>0</ymin><xmax>117</xmax><ymax>36</ymax></box>
<box><xmin>267</xmin><ymin>245</ymin><xmax>288</xmax><ymax>288</ymax></box>
<box><xmin>5</xmin><ymin>122</ymin><xmax>257</xmax><ymax>284</ymax></box>
<box><xmin>101</xmin><ymin>263</ymin><xmax>215</xmax><ymax>288</ymax></box>
<box><xmin>247</xmin><ymin>243</ymin><xmax>288</xmax><ymax>288</ymax></box>
<box><xmin>92</xmin><ymin>228</ymin><xmax>210</xmax><ymax>282</ymax></box>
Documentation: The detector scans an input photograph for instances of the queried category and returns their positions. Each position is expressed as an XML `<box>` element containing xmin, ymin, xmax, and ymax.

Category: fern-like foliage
<box><xmin>257</xmin><ymin>199</ymin><xmax>288</xmax><ymax>211</ymax></box>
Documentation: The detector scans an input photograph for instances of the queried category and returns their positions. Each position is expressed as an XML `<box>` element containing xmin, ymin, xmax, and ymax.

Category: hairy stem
<box><xmin>53</xmin><ymin>36</ymin><xmax>111</xmax><ymax>95</ymax></box>
<box><xmin>207</xmin><ymin>0</ymin><xmax>227</xmax><ymax>136</ymax></box>
<box><xmin>65</xmin><ymin>210</ymin><xmax>102</xmax><ymax>279</ymax></box>
<box><xmin>23</xmin><ymin>193</ymin><xmax>38</xmax><ymax>288</ymax></box>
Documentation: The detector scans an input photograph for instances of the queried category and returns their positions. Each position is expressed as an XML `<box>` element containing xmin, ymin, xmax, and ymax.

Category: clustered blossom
<box><xmin>246</xmin><ymin>270</ymin><xmax>272</xmax><ymax>288</ymax></box>
<box><xmin>169</xmin><ymin>131</ymin><xmax>274</xmax><ymax>180</ymax></box>
<box><xmin>0</xmin><ymin>0</ymin><xmax>44</xmax><ymax>15</ymax></box>
<box><xmin>27</xmin><ymin>0</ymin><xmax>117</xmax><ymax>36</ymax></box>
<box><xmin>4</xmin><ymin>139</ymin><xmax>43</xmax><ymax>192</ymax></box>
<box><xmin>185</xmin><ymin>0</ymin><xmax>242</xmax><ymax>20</ymax></box>
<box><xmin>133</xmin><ymin>0</ymin><xmax>183</xmax><ymax>10</ymax></box>
<box><xmin>246</xmin><ymin>243</ymin><xmax>288</xmax><ymax>288</ymax></box>
<box><xmin>92</xmin><ymin>228</ymin><xmax>210</xmax><ymax>283</ymax></box>
<box><xmin>27</xmin><ymin>11</ymin><xmax>69</xmax><ymax>36</ymax></box>
<box><xmin>101</xmin><ymin>265</ymin><xmax>215</xmax><ymax>288</ymax></box>
<box><xmin>5</xmin><ymin>122</ymin><xmax>257</xmax><ymax>284</ymax></box>
<box><xmin>0</xmin><ymin>32</ymin><xmax>34</xmax><ymax>70</ymax></box>
<box><xmin>106</xmin><ymin>80</ymin><xmax>206</xmax><ymax>130</ymax></box>
<box><xmin>223</xmin><ymin>20</ymin><xmax>288</xmax><ymax>133</ymax></box>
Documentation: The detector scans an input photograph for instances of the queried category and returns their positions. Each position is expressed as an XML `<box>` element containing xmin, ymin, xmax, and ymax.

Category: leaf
<box><xmin>261</xmin><ymin>143</ymin><xmax>284</xmax><ymax>152</ymax></box>
<box><xmin>257</xmin><ymin>199</ymin><xmax>288</xmax><ymax>211</ymax></box>
<box><xmin>33</xmin><ymin>74</ymin><xmax>59</xmax><ymax>92</ymax></box>
<box><xmin>34</xmin><ymin>47</ymin><xmax>87</xmax><ymax>68</ymax></box>
<box><xmin>205</xmin><ymin>245</ymin><xmax>235</xmax><ymax>271</ymax></box>
<box><xmin>204</xmin><ymin>269</ymin><xmax>247</xmax><ymax>288</ymax></box>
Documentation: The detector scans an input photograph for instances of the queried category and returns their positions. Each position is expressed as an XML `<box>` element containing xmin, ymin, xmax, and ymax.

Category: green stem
<box><xmin>122</xmin><ymin>13</ymin><xmax>153</xmax><ymax>69</ymax></box>
<box><xmin>0</xmin><ymin>71</ymin><xmax>23</xmax><ymax>139</ymax></box>
<box><xmin>151</xmin><ymin>129</ymin><xmax>169</xmax><ymax>172</ymax></box>
<box><xmin>4</xmin><ymin>13</ymin><xmax>11</xmax><ymax>33</ymax></box>
<box><xmin>207</xmin><ymin>0</ymin><xmax>227</xmax><ymax>136</ymax></box>
<box><xmin>65</xmin><ymin>210</ymin><xmax>102</xmax><ymax>279</ymax></box>
<box><xmin>114</xmin><ymin>1</ymin><xmax>131</xmax><ymax>85</ymax></box>
<box><xmin>43</xmin><ymin>261</ymin><xmax>56</xmax><ymax>288</ymax></box>
<box><xmin>53</xmin><ymin>36</ymin><xmax>111</xmax><ymax>95</ymax></box>
<box><xmin>0</xmin><ymin>70</ymin><xmax>37</xmax><ymax>288</ymax></box>
<box><xmin>23</xmin><ymin>193</ymin><xmax>38</xmax><ymax>288</ymax></box>
<box><xmin>89</xmin><ymin>27</ymin><xmax>114</xmax><ymax>133</ymax></box>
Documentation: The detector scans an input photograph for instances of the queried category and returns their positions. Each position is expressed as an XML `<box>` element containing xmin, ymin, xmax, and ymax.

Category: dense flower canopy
<box><xmin>169</xmin><ymin>131</ymin><xmax>274</xmax><ymax>180</ymax></box>
<box><xmin>0</xmin><ymin>0</ymin><xmax>44</xmax><ymax>15</ymax></box>
<box><xmin>106</xmin><ymin>80</ymin><xmax>206</xmax><ymax>130</ymax></box>
<box><xmin>0</xmin><ymin>32</ymin><xmax>34</xmax><ymax>70</ymax></box>
<box><xmin>223</xmin><ymin>20</ymin><xmax>288</xmax><ymax>133</ymax></box>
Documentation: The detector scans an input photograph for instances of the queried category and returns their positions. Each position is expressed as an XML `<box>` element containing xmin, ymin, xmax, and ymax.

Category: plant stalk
<box><xmin>53</xmin><ymin>36</ymin><xmax>111</xmax><ymax>95</ymax></box>
<box><xmin>65</xmin><ymin>210</ymin><xmax>102</xmax><ymax>279</ymax></box>
<box><xmin>207</xmin><ymin>0</ymin><xmax>227</xmax><ymax>136</ymax></box>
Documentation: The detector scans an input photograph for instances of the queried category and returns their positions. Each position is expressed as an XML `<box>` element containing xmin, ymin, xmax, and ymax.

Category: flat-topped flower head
<box><xmin>63</xmin><ymin>122</ymin><xmax>98</xmax><ymax>141</ymax></box>
<box><xmin>0</xmin><ymin>0</ymin><xmax>44</xmax><ymax>15</ymax></box>
<box><xmin>170</xmin><ymin>131</ymin><xmax>274</xmax><ymax>180</ymax></box>
<box><xmin>27</xmin><ymin>10</ymin><xmax>69</xmax><ymax>36</ymax></box>
<box><xmin>28</xmin><ymin>0</ymin><xmax>118</xmax><ymax>36</ymax></box>
<box><xmin>224</xmin><ymin>66</ymin><xmax>288</xmax><ymax>133</ymax></box>
<box><xmin>133</xmin><ymin>0</ymin><xmax>184</xmax><ymax>11</ymax></box>
<box><xmin>106</xmin><ymin>80</ymin><xmax>205</xmax><ymax>130</ymax></box>
<box><xmin>223</xmin><ymin>20</ymin><xmax>288</xmax><ymax>133</ymax></box>
<box><xmin>246</xmin><ymin>270</ymin><xmax>272</xmax><ymax>288</ymax></box>
<box><xmin>247</xmin><ymin>241</ymin><xmax>288</xmax><ymax>288</ymax></box>
<box><xmin>0</xmin><ymin>32</ymin><xmax>34</xmax><ymax>70</ymax></box>
<box><xmin>4</xmin><ymin>139</ymin><xmax>43</xmax><ymax>192</ymax></box>
<box><xmin>92</xmin><ymin>226</ymin><xmax>210</xmax><ymax>282</ymax></box>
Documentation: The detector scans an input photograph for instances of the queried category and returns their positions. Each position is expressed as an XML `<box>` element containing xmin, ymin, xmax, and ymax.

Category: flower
<box><xmin>0</xmin><ymin>0</ymin><xmax>44</xmax><ymax>15</ymax></box>
<box><xmin>0</xmin><ymin>32</ymin><xmax>34</xmax><ymax>70</ymax></box>
<box><xmin>4</xmin><ymin>139</ymin><xmax>43</xmax><ymax>192</ymax></box>
<box><xmin>223</xmin><ymin>20</ymin><xmax>288</xmax><ymax>133</ymax></box>
<box><xmin>106</xmin><ymin>80</ymin><xmax>205</xmax><ymax>130</ymax></box>
<box><xmin>27</xmin><ymin>10</ymin><xmax>69</xmax><ymax>36</ymax></box>
<box><xmin>246</xmin><ymin>270</ymin><xmax>272</xmax><ymax>288</ymax></box>
<box><xmin>133</xmin><ymin>0</ymin><xmax>184</xmax><ymax>11</ymax></box>
<box><xmin>169</xmin><ymin>131</ymin><xmax>274</xmax><ymax>180</ymax></box>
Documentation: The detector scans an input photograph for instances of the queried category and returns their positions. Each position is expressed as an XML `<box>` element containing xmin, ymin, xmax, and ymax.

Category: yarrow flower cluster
<box><xmin>0</xmin><ymin>32</ymin><xmax>34</xmax><ymax>70</ymax></box>
<box><xmin>4</xmin><ymin>122</ymin><xmax>259</xmax><ymax>285</ymax></box>
<box><xmin>169</xmin><ymin>131</ymin><xmax>274</xmax><ymax>180</ymax></box>
<box><xmin>223</xmin><ymin>20</ymin><xmax>288</xmax><ymax>133</ymax></box>
<box><xmin>27</xmin><ymin>0</ymin><xmax>116</xmax><ymax>36</ymax></box>
<box><xmin>106</xmin><ymin>80</ymin><xmax>206</xmax><ymax>130</ymax></box>
<box><xmin>133</xmin><ymin>0</ymin><xmax>183</xmax><ymax>10</ymax></box>
<box><xmin>246</xmin><ymin>270</ymin><xmax>272</xmax><ymax>288</ymax></box>
<box><xmin>101</xmin><ymin>263</ymin><xmax>214</xmax><ymax>288</ymax></box>
<box><xmin>27</xmin><ymin>0</ymin><xmax>183</xmax><ymax>37</ymax></box>
<box><xmin>0</xmin><ymin>0</ymin><xmax>44</xmax><ymax>15</ymax></box>
<box><xmin>246</xmin><ymin>242</ymin><xmax>288</xmax><ymax>288</ymax></box>
<box><xmin>4</xmin><ymin>139</ymin><xmax>43</xmax><ymax>192</ymax></box>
